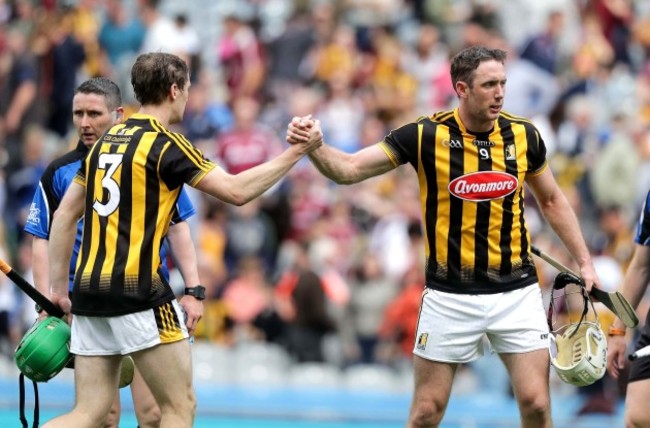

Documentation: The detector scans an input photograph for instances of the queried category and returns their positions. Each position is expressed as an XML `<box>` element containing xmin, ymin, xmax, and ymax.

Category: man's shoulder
<box><xmin>498</xmin><ymin>111</ymin><xmax>538</xmax><ymax>130</ymax></box>
<box><xmin>414</xmin><ymin>110</ymin><xmax>456</xmax><ymax>129</ymax></box>
<box><xmin>43</xmin><ymin>144</ymin><xmax>86</xmax><ymax>176</ymax></box>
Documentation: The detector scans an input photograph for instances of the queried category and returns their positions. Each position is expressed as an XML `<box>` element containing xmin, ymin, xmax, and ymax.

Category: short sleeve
<box><xmin>159</xmin><ymin>133</ymin><xmax>217</xmax><ymax>189</ymax></box>
<box><xmin>24</xmin><ymin>184</ymin><xmax>50</xmax><ymax>238</ymax></box>
<box><xmin>379</xmin><ymin>122</ymin><xmax>421</xmax><ymax>168</ymax></box>
<box><xmin>527</xmin><ymin>126</ymin><xmax>548</xmax><ymax>175</ymax></box>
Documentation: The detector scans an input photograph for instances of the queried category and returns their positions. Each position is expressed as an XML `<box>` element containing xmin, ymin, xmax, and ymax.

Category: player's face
<box><xmin>72</xmin><ymin>93</ymin><xmax>117</xmax><ymax>147</ymax></box>
<box><xmin>462</xmin><ymin>60</ymin><xmax>506</xmax><ymax>130</ymax></box>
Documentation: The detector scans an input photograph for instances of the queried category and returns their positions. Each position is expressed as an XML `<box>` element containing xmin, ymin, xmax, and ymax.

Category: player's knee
<box><xmin>161</xmin><ymin>388</ymin><xmax>196</xmax><ymax>417</ymax></box>
<box><xmin>408</xmin><ymin>398</ymin><xmax>445</xmax><ymax>427</ymax></box>
<box><xmin>136</xmin><ymin>405</ymin><xmax>161</xmax><ymax>428</ymax></box>
<box><xmin>102</xmin><ymin>394</ymin><xmax>121</xmax><ymax>427</ymax></box>
<box><xmin>103</xmin><ymin>416</ymin><xmax>119</xmax><ymax>428</ymax></box>
<box><xmin>517</xmin><ymin>393</ymin><xmax>550</xmax><ymax>420</ymax></box>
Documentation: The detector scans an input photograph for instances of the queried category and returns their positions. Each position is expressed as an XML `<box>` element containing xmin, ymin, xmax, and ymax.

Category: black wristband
<box><xmin>184</xmin><ymin>285</ymin><xmax>206</xmax><ymax>301</ymax></box>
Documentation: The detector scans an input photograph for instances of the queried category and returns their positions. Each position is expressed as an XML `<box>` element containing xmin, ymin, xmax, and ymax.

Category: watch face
<box><xmin>187</xmin><ymin>286</ymin><xmax>206</xmax><ymax>300</ymax></box>
<box><xmin>195</xmin><ymin>286</ymin><xmax>206</xmax><ymax>300</ymax></box>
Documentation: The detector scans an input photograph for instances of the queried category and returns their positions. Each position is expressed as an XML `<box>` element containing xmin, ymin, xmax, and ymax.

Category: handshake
<box><xmin>286</xmin><ymin>115</ymin><xmax>323</xmax><ymax>154</ymax></box>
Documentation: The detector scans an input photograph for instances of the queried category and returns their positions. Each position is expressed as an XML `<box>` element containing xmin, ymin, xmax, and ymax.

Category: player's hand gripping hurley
<box><xmin>531</xmin><ymin>245</ymin><xmax>638</xmax><ymax>328</ymax></box>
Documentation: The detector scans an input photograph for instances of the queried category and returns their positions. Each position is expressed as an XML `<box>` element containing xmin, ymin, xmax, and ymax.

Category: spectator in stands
<box><xmin>44</xmin><ymin>9</ymin><xmax>86</xmax><ymax>137</ymax></box>
<box><xmin>182</xmin><ymin>82</ymin><xmax>232</xmax><ymax>144</ymax></box>
<box><xmin>217</xmin><ymin>10</ymin><xmax>266</xmax><ymax>104</ymax></box>
<box><xmin>98</xmin><ymin>0</ymin><xmax>146</xmax><ymax>70</ymax></box>
<box><xmin>377</xmin><ymin>264</ymin><xmax>424</xmax><ymax>364</ymax></box>
<box><xmin>137</xmin><ymin>0</ymin><xmax>183</xmax><ymax>55</ymax></box>
<box><xmin>263</xmin><ymin>7</ymin><xmax>316</xmax><ymax>100</ymax></box>
<box><xmin>174</xmin><ymin>14</ymin><xmax>201</xmax><ymax>82</ymax></box>
<box><xmin>0</xmin><ymin>25</ymin><xmax>40</xmax><ymax>172</ymax></box>
<box><xmin>222</xmin><ymin>255</ymin><xmax>283</xmax><ymax>343</ymax></box>
<box><xmin>341</xmin><ymin>252</ymin><xmax>397</xmax><ymax>365</ymax></box>
<box><xmin>213</xmin><ymin>95</ymin><xmax>283</xmax><ymax>175</ymax></box>
<box><xmin>519</xmin><ymin>9</ymin><xmax>565</xmax><ymax>74</ymax></box>
<box><xmin>224</xmin><ymin>199</ymin><xmax>278</xmax><ymax>275</ymax></box>
<box><xmin>275</xmin><ymin>241</ymin><xmax>336</xmax><ymax>362</ymax></box>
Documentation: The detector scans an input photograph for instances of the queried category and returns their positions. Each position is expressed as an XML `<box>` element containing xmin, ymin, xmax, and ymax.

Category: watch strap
<box><xmin>184</xmin><ymin>285</ymin><xmax>206</xmax><ymax>300</ymax></box>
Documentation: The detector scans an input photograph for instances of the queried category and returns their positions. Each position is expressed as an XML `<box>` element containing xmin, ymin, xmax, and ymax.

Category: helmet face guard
<box><xmin>549</xmin><ymin>321</ymin><xmax>607</xmax><ymax>387</ymax></box>
<box><xmin>14</xmin><ymin>317</ymin><xmax>72</xmax><ymax>382</ymax></box>
<box><xmin>547</xmin><ymin>272</ymin><xmax>607</xmax><ymax>387</ymax></box>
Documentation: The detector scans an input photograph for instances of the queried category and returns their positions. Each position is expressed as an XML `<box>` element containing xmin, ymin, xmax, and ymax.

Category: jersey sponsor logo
<box><xmin>26</xmin><ymin>203</ymin><xmax>40</xmax><ymax>225</ymax></box>
<box><xmin>448</xmin><ymin>171</ymin><xmax>518</xmax><ymax>201</ymax></box>
<box><xmin>472</xmin><ymin>139</ymin><xmax>495</xmax><ymax>147</ymax></box>
<box><xmin>441</xmin><ymin>139</ymin><xmax>463</xmax><ymax>149</ymax></box>
<box><xmin>103</xmin><ymin>135</ymin><xmax>132</xmax><ymax>143</ymax></box>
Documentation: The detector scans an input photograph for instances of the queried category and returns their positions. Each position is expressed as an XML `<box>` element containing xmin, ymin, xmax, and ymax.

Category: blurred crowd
<box><xmin>0</xmin><ymin>0</ymin><xmax>650</xmax><ymax>416</ymax></box>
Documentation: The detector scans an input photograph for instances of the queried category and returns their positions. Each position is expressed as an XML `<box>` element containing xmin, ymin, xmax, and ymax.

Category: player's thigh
<box><xmin>73</xmin><ymin>355</ymin><xmax>123</xmax><ymax>416</ymax></box>
<box><xmin>626</xmin><ymin>379</ymin><xmax>650</xmax><ymax>425</ymax></box>
<box><xmin>130</xmin><ymin>367</ymin><xmax>160</xmax><ymax>416</ymax></box>
<box><xmin>411</xmin><ymin>354</ymin><xmax>457</xmax><ymax>409</ymax></box>
<box><xmin>500</xmin><ymin>348</ymin><xmax>550</xmax><ymax>403</ymax></box>
<box><xmin>132</xmin><ymin>339</ymin><xmax>193</xmax><ymax>406</ymax></box>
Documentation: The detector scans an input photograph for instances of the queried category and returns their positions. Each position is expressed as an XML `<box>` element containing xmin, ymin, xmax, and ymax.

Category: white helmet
<box><xmin>549</xmin><ymin>321</ymin><xmax>607</xmax><ymax>387</ymax></box>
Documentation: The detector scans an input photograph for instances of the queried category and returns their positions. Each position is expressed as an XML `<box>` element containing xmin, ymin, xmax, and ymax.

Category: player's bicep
<box><xmin>192</xmin><ymin>165</ymin><xmax>236</xmax><ymax>201</ymax></box>
<box><xmin>351</xmin><ymin>144</ymin><xmax>397</xmax><ymax>181</ymax></box>
<box><xmin>526</xmin><ymin>167</ymin><xmax>564</xmax><ymax>210</ymax></box>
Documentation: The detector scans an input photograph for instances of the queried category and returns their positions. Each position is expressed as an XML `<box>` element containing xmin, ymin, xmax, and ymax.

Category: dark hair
<box><xmin>450</xmin><ymin>46</ymin><xmax>507</xmax><ymax>92</ymax></box>
<box><xmin>131</xmin><ymin>52</ymin><xmax>189</xmax><ymax>106</ymax></box>
<box><xmin>75</xmin><ymin>77</ymin><xmax>122</xmax><ymax>111</ymax></box>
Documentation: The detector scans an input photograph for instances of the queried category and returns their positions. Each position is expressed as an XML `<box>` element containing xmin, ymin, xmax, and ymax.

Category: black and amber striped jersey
<box><xmin>379</xmin><ymin>109</ymin><xmax>547</xmax><ymax>294</ymax></box>
<box><xmin>71</xmin><ymin>113</ymin><xmax>216</xmax><ymax>316</ymax></box>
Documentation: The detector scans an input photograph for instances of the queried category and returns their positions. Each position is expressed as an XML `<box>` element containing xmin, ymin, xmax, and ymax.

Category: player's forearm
<box><xmin>538</xmin><ymin>191</ymin><xmax>591</xmax><ymax>268</ymax></box>
<box><xmin>167</xmin><ymin>221</ymin><xmax>200</xmax><ymax>286</ymax></box>
<box><xmin>309</xmin><ymin>144</ymin><xmax>395</xmax><ymax>185</ymax></box>
<box><xmin>48</xmin><ymin>210</ymin><xmax>77</xmax><ymax>297</ymax></box>
<box><xmin>32</xmin><ymin>237</ymin><xmax>50</xmax><ymax>296</ymax></box>
<box><xmin>308</xmin><ymin>145</ymin><xmax>359</xmax><ymax>185</ymax></box>
<box><xmin>200</xmin><ymin>144</ymin><xmax>304</xmax><ymax>206</ymax></box>
<box><xmin>611</xmin><ymin>258</ymin><xmax>648</xmax><ymax>331</ymax></box>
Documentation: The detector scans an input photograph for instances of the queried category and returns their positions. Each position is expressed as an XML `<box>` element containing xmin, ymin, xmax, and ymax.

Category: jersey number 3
<box><xmin>94</xmin><ymin>153</ymin><xmax>123</xmax><ymax>217</ymax></box>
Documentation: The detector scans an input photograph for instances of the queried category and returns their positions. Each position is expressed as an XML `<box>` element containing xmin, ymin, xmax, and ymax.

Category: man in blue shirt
<box><xmin>24</xmin><ymin>77</ymin><xmax>203</xmax><ymax>428</ymax></box>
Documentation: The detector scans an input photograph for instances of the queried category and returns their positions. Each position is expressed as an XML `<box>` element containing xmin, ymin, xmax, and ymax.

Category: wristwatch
<box><xmin>184</xmin><ymin>285</ymin><xmax>206</xmax><ymax>301</ymax></box>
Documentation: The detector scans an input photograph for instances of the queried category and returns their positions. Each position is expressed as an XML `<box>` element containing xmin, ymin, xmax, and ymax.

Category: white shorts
<box><xmin>71</xmin><ymin>300</ymin><xmax>189</xmax><ymax>356</ymax></box>
<box><xmin>413</xmin><ymin>284</ymin><xmax>549</xmax><ymax>363</ymax></box>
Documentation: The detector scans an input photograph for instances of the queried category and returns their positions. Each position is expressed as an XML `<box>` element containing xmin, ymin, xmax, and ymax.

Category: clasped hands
<box><xmin>286</xmin><ymin>115</ymin><xmax>322</xmax><ymax>149</ymax></box>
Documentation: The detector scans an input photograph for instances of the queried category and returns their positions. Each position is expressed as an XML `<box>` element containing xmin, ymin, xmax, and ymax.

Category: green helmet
<box><xmin>15</xmin><ymin>316</ymin><xmax>72</xmax><ymax>382</ymax></box>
